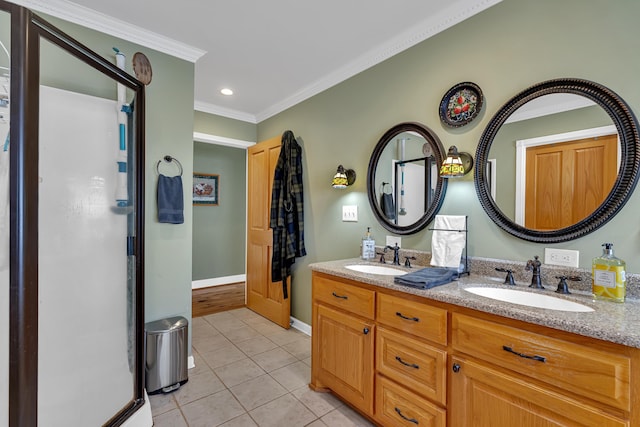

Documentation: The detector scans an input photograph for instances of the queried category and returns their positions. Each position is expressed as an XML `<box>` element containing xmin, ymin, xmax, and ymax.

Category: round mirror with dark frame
<box><xmin>475</xmin><ymin>78</ymin><xmax>640</xmax><ymax>243</ymax></box>
<box><xmin>367</xmin><ymin>122</ymin><xmax>448</xmax><ymax>235</ymax></box>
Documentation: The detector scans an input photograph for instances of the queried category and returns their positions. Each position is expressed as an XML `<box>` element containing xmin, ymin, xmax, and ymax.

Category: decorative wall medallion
<box><xmin>132</xmin><ymin>52</ymin><xmax>153</xmax><ymax>85</ymax></box>
<box><xmin>439</xmin><ymin>82</ymin><xmax>483</xmax><ymax>127</ymax></box>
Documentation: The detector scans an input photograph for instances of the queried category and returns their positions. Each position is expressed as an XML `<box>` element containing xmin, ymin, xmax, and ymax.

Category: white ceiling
<box><xmin>10</xmin><ymin>0</ymin><xmax>501</xmax><ymax>123</ymax></box>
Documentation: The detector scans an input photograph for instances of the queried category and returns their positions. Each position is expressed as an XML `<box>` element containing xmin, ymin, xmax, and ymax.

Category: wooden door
<box><xmin>246</xmin><ymin>136</ymin><xmax>291</xmax><ymax>328</ymax></box>
<box><xmin>525</xmin><ymin>135</ymin><xmax>617</xmax><ymax>230</ymax></box>
<box><xmin>314</xmin><ymin>304</ymin><xmax>375</xmax><ymax>415</ymax></box>
<box><xmin>449</xmin><ymin>357</ymin><xmax>628</xmax><ymax>427</ymax></box>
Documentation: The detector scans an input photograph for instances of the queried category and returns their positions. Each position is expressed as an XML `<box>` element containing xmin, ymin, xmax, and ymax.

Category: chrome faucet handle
<box><xmin>495</xmin><ymin>267</ymin><xmax>516</xmax><ymax>286</ymax></box>
<box><xmin>554</xmin><ymin>275</ymin><xmax>581</xmax><ymax>294</ymax></box>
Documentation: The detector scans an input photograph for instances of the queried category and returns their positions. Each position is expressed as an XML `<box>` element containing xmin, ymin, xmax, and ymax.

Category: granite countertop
<box><xmin>309</xmin><ymin>258</ymin><xmax>640</xmax><ymax>349</ymax></box>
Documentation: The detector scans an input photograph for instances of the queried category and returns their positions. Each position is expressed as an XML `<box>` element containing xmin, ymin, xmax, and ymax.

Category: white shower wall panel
<box><xmin>38</xmin><ymin>85</ymin><xmax>132</xmax><ymax>426</ymax></box>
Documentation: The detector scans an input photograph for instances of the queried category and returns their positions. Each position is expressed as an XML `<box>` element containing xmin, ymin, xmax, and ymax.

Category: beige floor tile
<box><xmin>189</xmin><ymin>350</ymin><xmax>213</xmax><ymax>377</ymax></box>
<box><xmin>214</xmin><ymin>358</ymin><xmax>266</xmax><ymax>388</ymax></box>
<box><xmin>213</xmin><ymin>318</ymin><xmax>251</xmax><ymax>333</ymax></box>
<box><xmin>199</xmin><ymin>344</ymin><xmax>248</xmax><ymax>369</ymax></box>
<box><xmin>230</xmin><ymin>374</ymin><xmax>288</xmax><ymax>410</ymax></box>
<box><xmin>152</xmin><ymin>408</ymin><xmax>188</xmax><ymax>427</ymax></box>
<box><xmin>192</xmin><ymin>332</ymin><xmax>233</xmax><ymax>354</ymax></box>
<box><xmin>250</xmin><ymin>321</ymin><xmax>287</xmax><ymax>336</ymax></box>
<box><xmin>173</xmin><ymin>369</ymin><xmax>227</xmax><ymax>406</ymax></box>
<box><xmin>180</xmin><ymin>389</ymin><xmax>246</xmax><ymax>427</ymax></box>
<box><xmin>251</xmin><ymin>347</ymin><xmax>299</xmax><ymax>372</ymax></box>
<box><xmin>203</xmin><ymin>311</ymin><xmax>237</xmax><ymax>324</ymax></box>
<box><xmin>291</xmin><ymin>386</ymin><xmax>343</xmax><ymax>418</ymax></box>
<box><xmin>234</xmin><ymin>335</ymin><xmax>279</xmax><ymax>357</ymax></box>
<box><xmin>305</xmin><ymin>420</ymin><xmax>328</xmax><ymax>427</ymax></box>
<box><xmin>267</xmin><ymin>329</ymin><xmax>307</xmax><ymax>346</ymax></box>
<box><xmin>248</xmin><ymin>394</ymin><xmax>316</xmax><ymax>427</ymax></box>
<box><xmin>218</xmin><ymin>413</ymin><xmax>259</xmax><ymax>427</ymax></box>
<box><xmin>148</xmin><ymin>391</ymin><xmax>177</xmax><ymax>416</ymax></box>
<box><xmin>229</xmin><ymin>308</ymin><xmax>264</xmax><ymax>321</ymax></box>
<box><xmin>302</xmin><ymin>356</ymin><xmax>312</xmax><ymax>367</ymax></box>
<box><xmin>320</xmin><ymin>405</ymin><xmax>374</xmax><ymax>427</ymax></box>
<box><xmin>223</xmin><ymin>325</ymin><xmax>262</xmax><ymax>343</ymax></box>
<box><xmin>280</xmin><ymin>337</ymin><xmax>311</xmax><ymax>360</ymax></box>
<box><xmin>269</xmin><ymin>361</ymin><xmax>310</xmax><ymax>391</ymax></box>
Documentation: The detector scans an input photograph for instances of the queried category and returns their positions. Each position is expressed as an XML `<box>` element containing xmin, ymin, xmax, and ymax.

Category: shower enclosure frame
<box><xmin>2</xmin><ymin>2</ymin><xmax>146</xmax><ymax>426</ymax></box>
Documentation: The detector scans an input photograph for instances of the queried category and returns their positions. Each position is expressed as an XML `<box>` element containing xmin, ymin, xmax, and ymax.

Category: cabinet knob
<box><xmin>452</xmin><ymin>363</ymin><xmax>461</xmax><ymax>373</ymax></box>
<box><xmin>363</xmin><ymin>327</ymin><xmax>370</xmax><ymax>335</ymax></box>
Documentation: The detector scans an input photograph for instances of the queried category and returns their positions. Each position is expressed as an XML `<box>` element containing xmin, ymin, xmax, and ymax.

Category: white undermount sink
<box><xmin>345</xmin><ymin>264</ymin><xmax>407</xmax><ymax>276</ymax></box>
<box><xmin>465</xmin><ymin>286</ymin><xmax>594</xmax><ymax>312</ymax></box>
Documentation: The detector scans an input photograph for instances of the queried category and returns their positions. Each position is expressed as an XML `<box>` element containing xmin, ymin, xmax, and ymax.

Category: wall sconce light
<box><xmin>331</xmin><ymin>165</ymin><xmax>356</xmax><ymax>189</ymax></box>
<box><xmin>440</xmin><ymin>145</ymin><xmax>474</xmax><ymax>178</ymax></box>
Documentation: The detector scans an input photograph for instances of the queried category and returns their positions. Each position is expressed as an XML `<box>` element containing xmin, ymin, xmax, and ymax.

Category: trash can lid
<box><xmin>145</xmin><ymin>316</ymin><xmax>188</xmax><ymax>333</ymax></box>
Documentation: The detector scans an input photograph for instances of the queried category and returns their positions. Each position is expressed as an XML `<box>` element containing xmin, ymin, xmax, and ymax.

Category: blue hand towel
<box><xmin>157</xmin><ymin>174</ymin><xmax>184</xmax><ymax>224</ymax></box>
<box><xmin>394</xmin><ymin>267</ymin><xmax>458</xmax><ymax>289</ymax></box>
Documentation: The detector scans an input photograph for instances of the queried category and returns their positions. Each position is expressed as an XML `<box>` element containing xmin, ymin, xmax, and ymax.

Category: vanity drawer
<box><xmin>452</xmin><ymin>313</ymin><xmax>631</xmax><ymax>411</ymax></box>
<box><xmin>376</xmin><ymin>327</ymin><xmax>446</xmax><ymax>405</ymax></box>
<box><xmin>375</xmin><ymin>374</ymin><xmax>446</xmax><ymax>427</ymax></box>
<box><xmin>313</xmin><ymin>274</ymin><xmax>375</xmax><ymax>319</ymax></box>
<box><xmin>377</xmin><ymin>293</ymin><xmax>447</xmax><ymax>345</ymax></box>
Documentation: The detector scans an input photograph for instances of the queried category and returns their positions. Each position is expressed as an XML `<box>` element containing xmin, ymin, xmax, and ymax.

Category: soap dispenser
<box><xmin>361</xmin><ymin>227</ymin><xmax>376</xmax><ymax>260</ymax></box>
<box><xmin>592</xmin><ymin>243</ymin><xmax>626</xmax><ymax>303</ymax></box>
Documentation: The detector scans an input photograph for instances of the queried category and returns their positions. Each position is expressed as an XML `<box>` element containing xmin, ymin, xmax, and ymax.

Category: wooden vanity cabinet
<box><xmin>450</xmin><ymin>313</ymin><xmax>634</xmax><ymax>427</ymax></box>
<box><xmin>310</xmin><ymin>271</ymin><xmax>639</xmax><ymax>427</ymax></box>
<box><xmin>311</xmin><ymin>271</ymin><xmax>448</xmax><ymax>425</ymax></box>
<box><xmin>311</xmin><ymin>274</ymin><xmax>376</xmax><ymax>415</ymax></box>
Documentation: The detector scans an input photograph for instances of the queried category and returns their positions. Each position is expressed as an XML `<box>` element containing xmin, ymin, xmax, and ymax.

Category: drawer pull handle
<box><xmin>396</xmin><ymin>312</ymin><xmax>419</xmax><ymax>322</ymax></box>
<box><xmin>502</xmin><ymin>345</ymin><xmax>546</xmax><ymax>363</ymax></box>
<box><xmin>363</xmin><ymin>327</ymin><xmax>370</xmax><ymax>335</ymax></box>
<box><xmin>395</xmin><ymin>356</ymin><xmax>419</xmax><ymax>369</ymax></box>
<box><xmin>395</xmin><ymin>407</ymin><xmax>419</xmax><ymax>424</ymax></box>
<box><xmin>332</xmin><ymin>292</ymin><xmax>348</xmax><ymax>300</ymax></box>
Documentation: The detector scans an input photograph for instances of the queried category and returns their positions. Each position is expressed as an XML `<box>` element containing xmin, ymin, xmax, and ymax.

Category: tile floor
<box><xmin>149</xmin><ymin>307</ymin><xmax>375</xmax><ymax>427</ymax></box>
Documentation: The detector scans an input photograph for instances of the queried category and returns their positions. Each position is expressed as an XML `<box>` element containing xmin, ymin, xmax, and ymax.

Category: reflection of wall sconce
<box><xmin>440</xmin><ymin>145</ymin><xmax>474</xmax><ymax>178</ymax></box>
<box><xmin>331</xmin><ymin>165</ymin><xmax>356</xmax><ymax>189</ymax></box>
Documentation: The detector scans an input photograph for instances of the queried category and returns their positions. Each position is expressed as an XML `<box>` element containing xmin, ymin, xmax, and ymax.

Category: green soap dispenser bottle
<box><xmin>361</xmin><ymin>227</ymin><xmax>376</xmax><ymax>260</ymax></box>
<box><xmin>592</xmin><ymin>243</ymin><xmax>626</xmax><ymax>303</ymax></box>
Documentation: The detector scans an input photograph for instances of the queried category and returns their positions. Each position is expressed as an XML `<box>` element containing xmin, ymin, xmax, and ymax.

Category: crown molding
<box><xmin>7</xmin><ymin>0</ymin><xmax>206</xmax><ymax>63</ymax></box>
<box><xmin>194</xmin><ymin>100</ymin><xmax>257</xmax><ymax>124</ymax></box>
<box><xmin>255</xmin><ymin>0</ymin><xmax>503</xmax><ymax>122</ymax></box>
<box><xmin>193</xmin><ymin>132</ymin><xmax>255</xmax><ymax>149</ymax></box>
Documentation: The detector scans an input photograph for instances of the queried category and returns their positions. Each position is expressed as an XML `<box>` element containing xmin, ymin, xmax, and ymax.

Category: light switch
<box><xmin>342</xmin><ymin>205</ymin><xmax>358</xmax><ymax>222</ymax></box>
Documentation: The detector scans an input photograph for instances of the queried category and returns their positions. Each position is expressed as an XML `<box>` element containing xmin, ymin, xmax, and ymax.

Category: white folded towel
<box><xmin>430</xmin><ymin>215</ymin><xmax>467</xmax><ymax>269</ymax></box>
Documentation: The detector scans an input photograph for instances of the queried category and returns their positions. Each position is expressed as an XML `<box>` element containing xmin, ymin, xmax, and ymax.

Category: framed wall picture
<box><xmin>193</xmin><ymin>173</ymin><xmax>219</xmax><ymax>206</ymax></box>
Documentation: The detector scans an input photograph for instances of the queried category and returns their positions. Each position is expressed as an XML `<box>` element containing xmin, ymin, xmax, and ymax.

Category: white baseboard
<box><xmin>188</xmin><ymin>355</ymin><xmax>195</xmax><ymax>369</ymax></box>
<box><xmin>192</xmin><ymin>274</ymin><xmax>246</xmax><ymax>290</ymax></box>
<box><xmin>290</xmin><ymin>316</ymin><xmax>311</xmax><ymax>336</ymax></box>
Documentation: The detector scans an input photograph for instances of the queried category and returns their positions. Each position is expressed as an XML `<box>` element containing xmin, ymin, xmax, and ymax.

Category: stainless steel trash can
<box><xmin>145</xmin><ymin>316</ymin><xmax>189</xmax><ymax>394</ymax></box>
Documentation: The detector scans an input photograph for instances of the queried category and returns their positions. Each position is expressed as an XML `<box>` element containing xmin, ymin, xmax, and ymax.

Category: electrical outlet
<box><xmin>342</xmin><ymin>205</ymin><xmax>358</xmax><ymax>222</ymax></box>
<box><xmin>386</xmin><ymin>235</ymin><xmax>401</xmax><ymax>248</ymax></box>
<box><xmin>544</xmin><ymin>248</ymin><xmax>579</xmax><ymax>268</ymax></box>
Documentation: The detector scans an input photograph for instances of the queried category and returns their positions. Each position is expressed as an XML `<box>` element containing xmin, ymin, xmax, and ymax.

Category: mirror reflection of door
<box><xmin>523</xmin><ymin>133</ymin><xmax>618</xmax><ymax>230</ymax></box>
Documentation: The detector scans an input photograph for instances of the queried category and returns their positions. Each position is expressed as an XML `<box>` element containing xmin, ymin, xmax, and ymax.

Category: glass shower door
<box><xmin>37</xmin><ymin>37</ymin><xmax>139</xmax><ymax>426</ymax></box>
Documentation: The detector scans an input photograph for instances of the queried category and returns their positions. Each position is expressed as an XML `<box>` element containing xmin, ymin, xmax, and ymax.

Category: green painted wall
<box><xmin>192</xmin><ymin>142</ymin><xmax>247</xmax><ymax>280</ymax></box>
<box><xmin>258</xmin><ymin>0</ymin><xmax>640</xmax><ymax>325</ymax></box>
<box><xmin>41</xmin><ymin>15</ymin><xmax>196</xmax><ymax>339</ymax></box>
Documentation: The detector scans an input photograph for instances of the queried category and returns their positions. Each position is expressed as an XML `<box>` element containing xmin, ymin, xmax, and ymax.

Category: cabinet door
<box><xmin>315</xmin><ymin>304</ymin><xmax>375</xmax><ymax>415</ymax></box>
<box><xmin>449</xmin><ymin>356</ymin><xmax>628</xmax><ymax>427</ymax></box>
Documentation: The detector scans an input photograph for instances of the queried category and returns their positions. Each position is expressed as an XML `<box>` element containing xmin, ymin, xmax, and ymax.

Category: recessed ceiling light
<box><xmin>220</xmin><ymin>88</ymin><xmax>233</xmax><ymax>96</ymax></box>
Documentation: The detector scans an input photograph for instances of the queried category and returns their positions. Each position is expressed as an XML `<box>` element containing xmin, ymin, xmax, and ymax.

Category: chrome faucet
<box><xmin>385</xmin><ymin>243</ymin><xmax>401</xmax><ymax>266</ymax></box>
<box><xmin>525</xmin><ymin>255</ymin><xmax>544</xmax><ymax>289</ymax></box>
